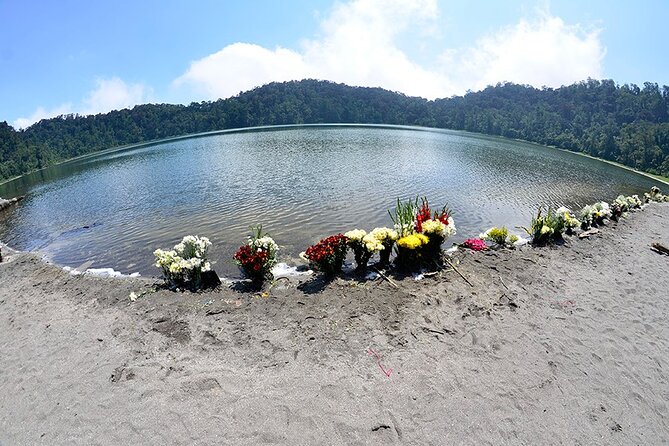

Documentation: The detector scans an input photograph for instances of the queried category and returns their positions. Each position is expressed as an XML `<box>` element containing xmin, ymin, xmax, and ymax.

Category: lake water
<box><xmin>0</xmin><ymin>125</ymin><xmax>664</xmax><ymax>277</ymax></box>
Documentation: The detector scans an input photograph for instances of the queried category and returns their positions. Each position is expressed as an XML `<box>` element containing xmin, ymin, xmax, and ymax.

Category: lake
<box><xmin>0</xmin><ymin>124</ymin><xmax>664</xmax><ymax>277</ymax></box>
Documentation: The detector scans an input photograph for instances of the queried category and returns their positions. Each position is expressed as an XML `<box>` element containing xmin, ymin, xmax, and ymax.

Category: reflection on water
<box><xmin>0</xmin><ymin>125</ymin><xmax>663</xmax><ymax>277</ymax></box>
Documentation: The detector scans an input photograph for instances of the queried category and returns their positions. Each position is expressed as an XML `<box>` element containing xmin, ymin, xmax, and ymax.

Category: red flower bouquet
<box><xmin>233</xmin><ymin>226</ymin><xmax>279</xmax><ymax>283</ymax></box>
<box><xmin>463</xmin><ymin>238</ymin><xmax>488</xmax><ymax>251</ymax></box>
<box><xmin>303</xmin><ymin>234</ymin><xmax>348</xmax><ymax>276</ymax></box>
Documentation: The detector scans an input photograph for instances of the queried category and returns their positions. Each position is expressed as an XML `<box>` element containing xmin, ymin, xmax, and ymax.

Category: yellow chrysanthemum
<box><xmin>397</xmin><ymin>234</ymin><xmax>428</xmax><ymax>250</ymax></box>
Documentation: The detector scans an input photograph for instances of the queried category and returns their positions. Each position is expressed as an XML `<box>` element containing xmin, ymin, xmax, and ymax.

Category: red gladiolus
<box><xmin>415</xmin><ymin>198</ymin><xmax>450</xmax><ymax>232</ymax></box>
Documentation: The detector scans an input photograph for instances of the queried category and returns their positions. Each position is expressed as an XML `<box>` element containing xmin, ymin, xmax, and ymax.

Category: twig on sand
<box><xmin>651</xmin><ymin>242</ymin><xmax>669</xmax><ymax>256</ymax></box>
<box><xmin>445</xmin><ymin>258</ymin><xmax>473</xmax><ymax>287</ymax></box>
<box><xmin>373</xmin><ymin>267</ymin><xmax>399</xmax><ymax>289</ymax></box>
<box><xmin>499</xmin><ymin>275</ymin><xmax>509</xmax><ymax>290</ymax></box>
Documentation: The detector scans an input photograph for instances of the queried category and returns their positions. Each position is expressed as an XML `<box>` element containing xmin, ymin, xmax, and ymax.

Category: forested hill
<box><xmin>1</xmin><ymin>78</ymin><xmax>669</xmax><ymax>182</ymax></box>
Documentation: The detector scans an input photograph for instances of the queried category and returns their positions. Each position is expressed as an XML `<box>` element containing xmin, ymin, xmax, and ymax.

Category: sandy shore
<box><xmin>1</xmin><ymin>203</ymin><xmax>668</xmax><ymax>445</ymax></box>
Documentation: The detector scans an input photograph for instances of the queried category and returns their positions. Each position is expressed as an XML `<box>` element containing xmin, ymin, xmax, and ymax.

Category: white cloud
<box><xmin>81</xmin><ymin>77</ymin><xmax>147</xmax><ymax>116</ymax></box>
<box><xmin>174</xmin><ymin>0</ymin><xmax>605</xmax><ymax>101</ymax></box>
<box><xmin>174</xmin><ymin>0</ymin><xmax>452</xmax><ymax>99</ymax></box>
<box><xmin>173</xmin><ymin>43</ymin><xmax>313</xmax><ymax>98</ymax></box>
<box><xmin>13</xmin><ymin>104</ymin><xmax>73</xmax><ymax>130</ymax></box>
<box><xmin>301</xmin><ymin>0</ymin><xmax>450</xmax><ymax>97</ymax></box>
<box><xmin>452</xmin><ymin>12</ymin><xmax>605</xmax><ymax>91</ymax></box>
<box><xmin>14</xmin><ymin>77</ymin><xmax>148</xmax><ymax>129</ymax></box>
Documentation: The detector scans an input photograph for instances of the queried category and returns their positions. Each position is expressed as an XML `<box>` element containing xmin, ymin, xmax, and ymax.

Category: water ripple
<box><xmin>0</xmin><ymin>125</ymin><xmax>663</xmax><ymax>277</ymax></box>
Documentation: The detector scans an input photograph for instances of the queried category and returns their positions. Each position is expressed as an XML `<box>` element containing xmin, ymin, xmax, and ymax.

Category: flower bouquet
<box><xmin>390</xmin><ymin>197</ymin><xmax>456</xmax><ymax>269</ymax></box>
<box><xmin>234</xmin><ymin>225</ymin><xmax>279</xmax><ymax>284</ymax></box>
<box><xmin>579</xmin><ymin>204</ymin><xmax>596</xmax><ymax>229</ymax></box>
<box><xmin>395</xmin><ymin>233</ymin><xmax>429</xmax><ymax>268</ymax></box>
<box><xmin>154</xmin><ymin>235</ymin><xmax>212</xmax><ymax>290</ymax></box>
<box><xmin>555</xmin><ymin>206</ymin><xmax>580</xmax><ymax>234</ymax></box>
<box><xmin>369</xmin><ymin>227</ymin><xmax>398</xmax><ymax>266</ymax></box>
<box><xmin>344</xmin><ymin>229</ymin><xmax>386</xmax><ymax>273</ymax></box>
<box><xmin>645</xmin><ymin>186</ymin><xmax>669</xmax><ymax>203</ymax></box>
<box><xmin>415</xmin><ymin>198</ymin><xmax>456</xmax><ymax>259</ymax></box>
<box><xmin>609</xmin><ymin>201</ymin><xmax>624</xmax><ymax>221</ymax></box>
<box><xmin>478</xmin><ymin>226</ymin><xmax>519</xmax><ymax>248</ymax></box>
<box><xmin>614</xmin><ymin>195</ymin><xmax>630</xmax><ymax>213</ymax></box>
<box><xmin>463</xmin><ymin>238</ymin><xmax>488</xmax><ymax>251</ymax></box>
<box><xmin>626</xmin><ymin>194</ymin><xmax>643</xmax><ymax>209</ymax></box>
<box><xmin>592</xmin><ymin>201</ymin><xmax>611</xmax><ymax>225</ymax></box>
<box><xmin>522</xmin><ymin>208</ymin><xmax>564</xmax><ymax>245</ymax></box>
<box><xmin>302</xmin><ymin>234</ymin><xmax>348</xmax><ymax>276</ymax></box>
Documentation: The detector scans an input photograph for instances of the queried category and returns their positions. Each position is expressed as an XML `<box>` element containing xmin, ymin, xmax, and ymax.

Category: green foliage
<box><xmin>485</xmin><ymin>226</ymin><xmax>509</xmax><ymax>246</ymax></box>
<box><xmin>523</xmin><ymin>209</ymin><xmax>565</xmax><ymax>245</ymax></box>
<box><xmin>389</xmin><ymin>197</ymin><xmax>418</xmax><ymax>237</ymax></box>
<box><xmin>2</xmin><ymin>78</ymin><xmax>669</xmax><ymax>181</ymax></box>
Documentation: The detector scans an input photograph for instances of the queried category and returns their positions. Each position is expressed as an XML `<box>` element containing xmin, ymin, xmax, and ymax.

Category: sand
<box><xmin>1</xmin><ymin>203</ymin><xmax>668</xmax><ymax>445</ymax></box>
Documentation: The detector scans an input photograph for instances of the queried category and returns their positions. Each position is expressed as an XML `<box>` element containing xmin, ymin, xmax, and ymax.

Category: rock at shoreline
<box><xmin>0</xmin><ymin>195</ymin><xmax>24</xmax><ymax>211</ymax></box>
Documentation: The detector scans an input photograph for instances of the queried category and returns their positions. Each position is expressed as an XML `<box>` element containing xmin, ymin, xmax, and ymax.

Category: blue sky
<box><xmin>1</xmin><ymin>0</ymin><xmax>667</xmax><ymax>129</ymax></box>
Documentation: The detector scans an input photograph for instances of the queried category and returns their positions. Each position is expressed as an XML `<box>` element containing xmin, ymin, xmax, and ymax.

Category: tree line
<box><xmin>1</xmin><ymin>78</ymin><xmax>668</xmax><ymax>182</ymax></box>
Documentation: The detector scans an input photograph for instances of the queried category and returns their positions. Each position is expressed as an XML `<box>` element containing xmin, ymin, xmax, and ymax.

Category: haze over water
<box><xmin>0</xmin><ymin>125</ymin><xmax>663</xmax><ymax>277</ymax></box>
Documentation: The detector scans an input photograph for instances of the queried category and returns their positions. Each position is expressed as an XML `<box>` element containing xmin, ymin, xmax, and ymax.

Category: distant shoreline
<box><xmin>2</xmin><ymin>123</ymin><xmax>668</xmax><ymax>189</ymax></box>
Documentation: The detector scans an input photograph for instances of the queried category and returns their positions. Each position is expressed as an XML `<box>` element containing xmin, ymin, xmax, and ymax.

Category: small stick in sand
<box><xmin>373</xmin><ymin>267</ymin><xmax>399</xmax><ymax>289</ymax></box>
<box><xmin>651</xmin><ymin>242</ymin><xmax>669</xmax><ymax>256</ymax></box>
<box><xmin>499</xmin><ymin>275</ymin><xmax>509</xmax><ymax>290</ymax></box>
<box><xmin>445</xmin><ymin>258</ymin><xmax>473</xmax><ymax>287</ymax></box>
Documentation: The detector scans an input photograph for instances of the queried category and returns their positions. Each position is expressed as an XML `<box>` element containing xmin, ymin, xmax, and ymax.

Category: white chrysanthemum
<box><xmin>594</xmin><ymin>201</ymin><xmax>611</xmax><ymax>218</ymax></box>
<box><xmin>370</xmin><ymin>227</ymin><xmax>398</xmax><ymax>242</ymax></box>
<box><xmin>344</xmin><ymin>229</ymin><xmax>367</xmax><ymax>243</ymax></box>
<box><xmin>250</xmin><ymin>235</ymin><xmax>279</xmax><ymax>254</ymax></box>
<box><xmin>154</xmin><ymin>249</ymin><xmax>179</xmax><ymax>268</ymax></box>
<box><xmin>174</xmin><ymin>235</ymin><xmax>211</xmax><ymax>258</ymax></box>
<box><xmin>579</xmin><ymin>205</ymin><xmax>595</xmax><ymax>221</ymax></box>
<box><xmin>554</xmin><ymin>206</ymin><xmax>580</xmax><ymax>229</ymax></box>
<box><xmin>443</xmin><ymin>216</ymin><xmax>456</xmax><ymax>238</ymax></box>
<box><xmin>421</xmin><ymin>219</ymin><xmax>445</xmax><ymax>236</ymax></box>
<box><xmin>362</xmin><ymin>233</ymin><xmax>384</xmax><ymax>253</ymax></box>
<box><xmin>478</xmin><ymin>228</ymin><xmax>492</xmax><ymax>240</ymax></box>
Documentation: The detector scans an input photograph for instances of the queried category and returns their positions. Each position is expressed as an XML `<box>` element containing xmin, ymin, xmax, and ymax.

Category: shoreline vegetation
<box><xmin>2</xmin><ymin>122</ymin><xmax>667</xmax><ymax>191</ymax></box>
<box><xmin>550</xmin><ymin>144</ymin><xmax>669</xmax><ymax>185</ymax></box>
<box><xmin>1</xmin><ymin>199</ymin><xmax>668</xmax><ymax>442</ymax></box>
<box><xmin>2</xmin><ymin>78</ymin><xmax>669</xmax><ymax>183</ymax></box>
